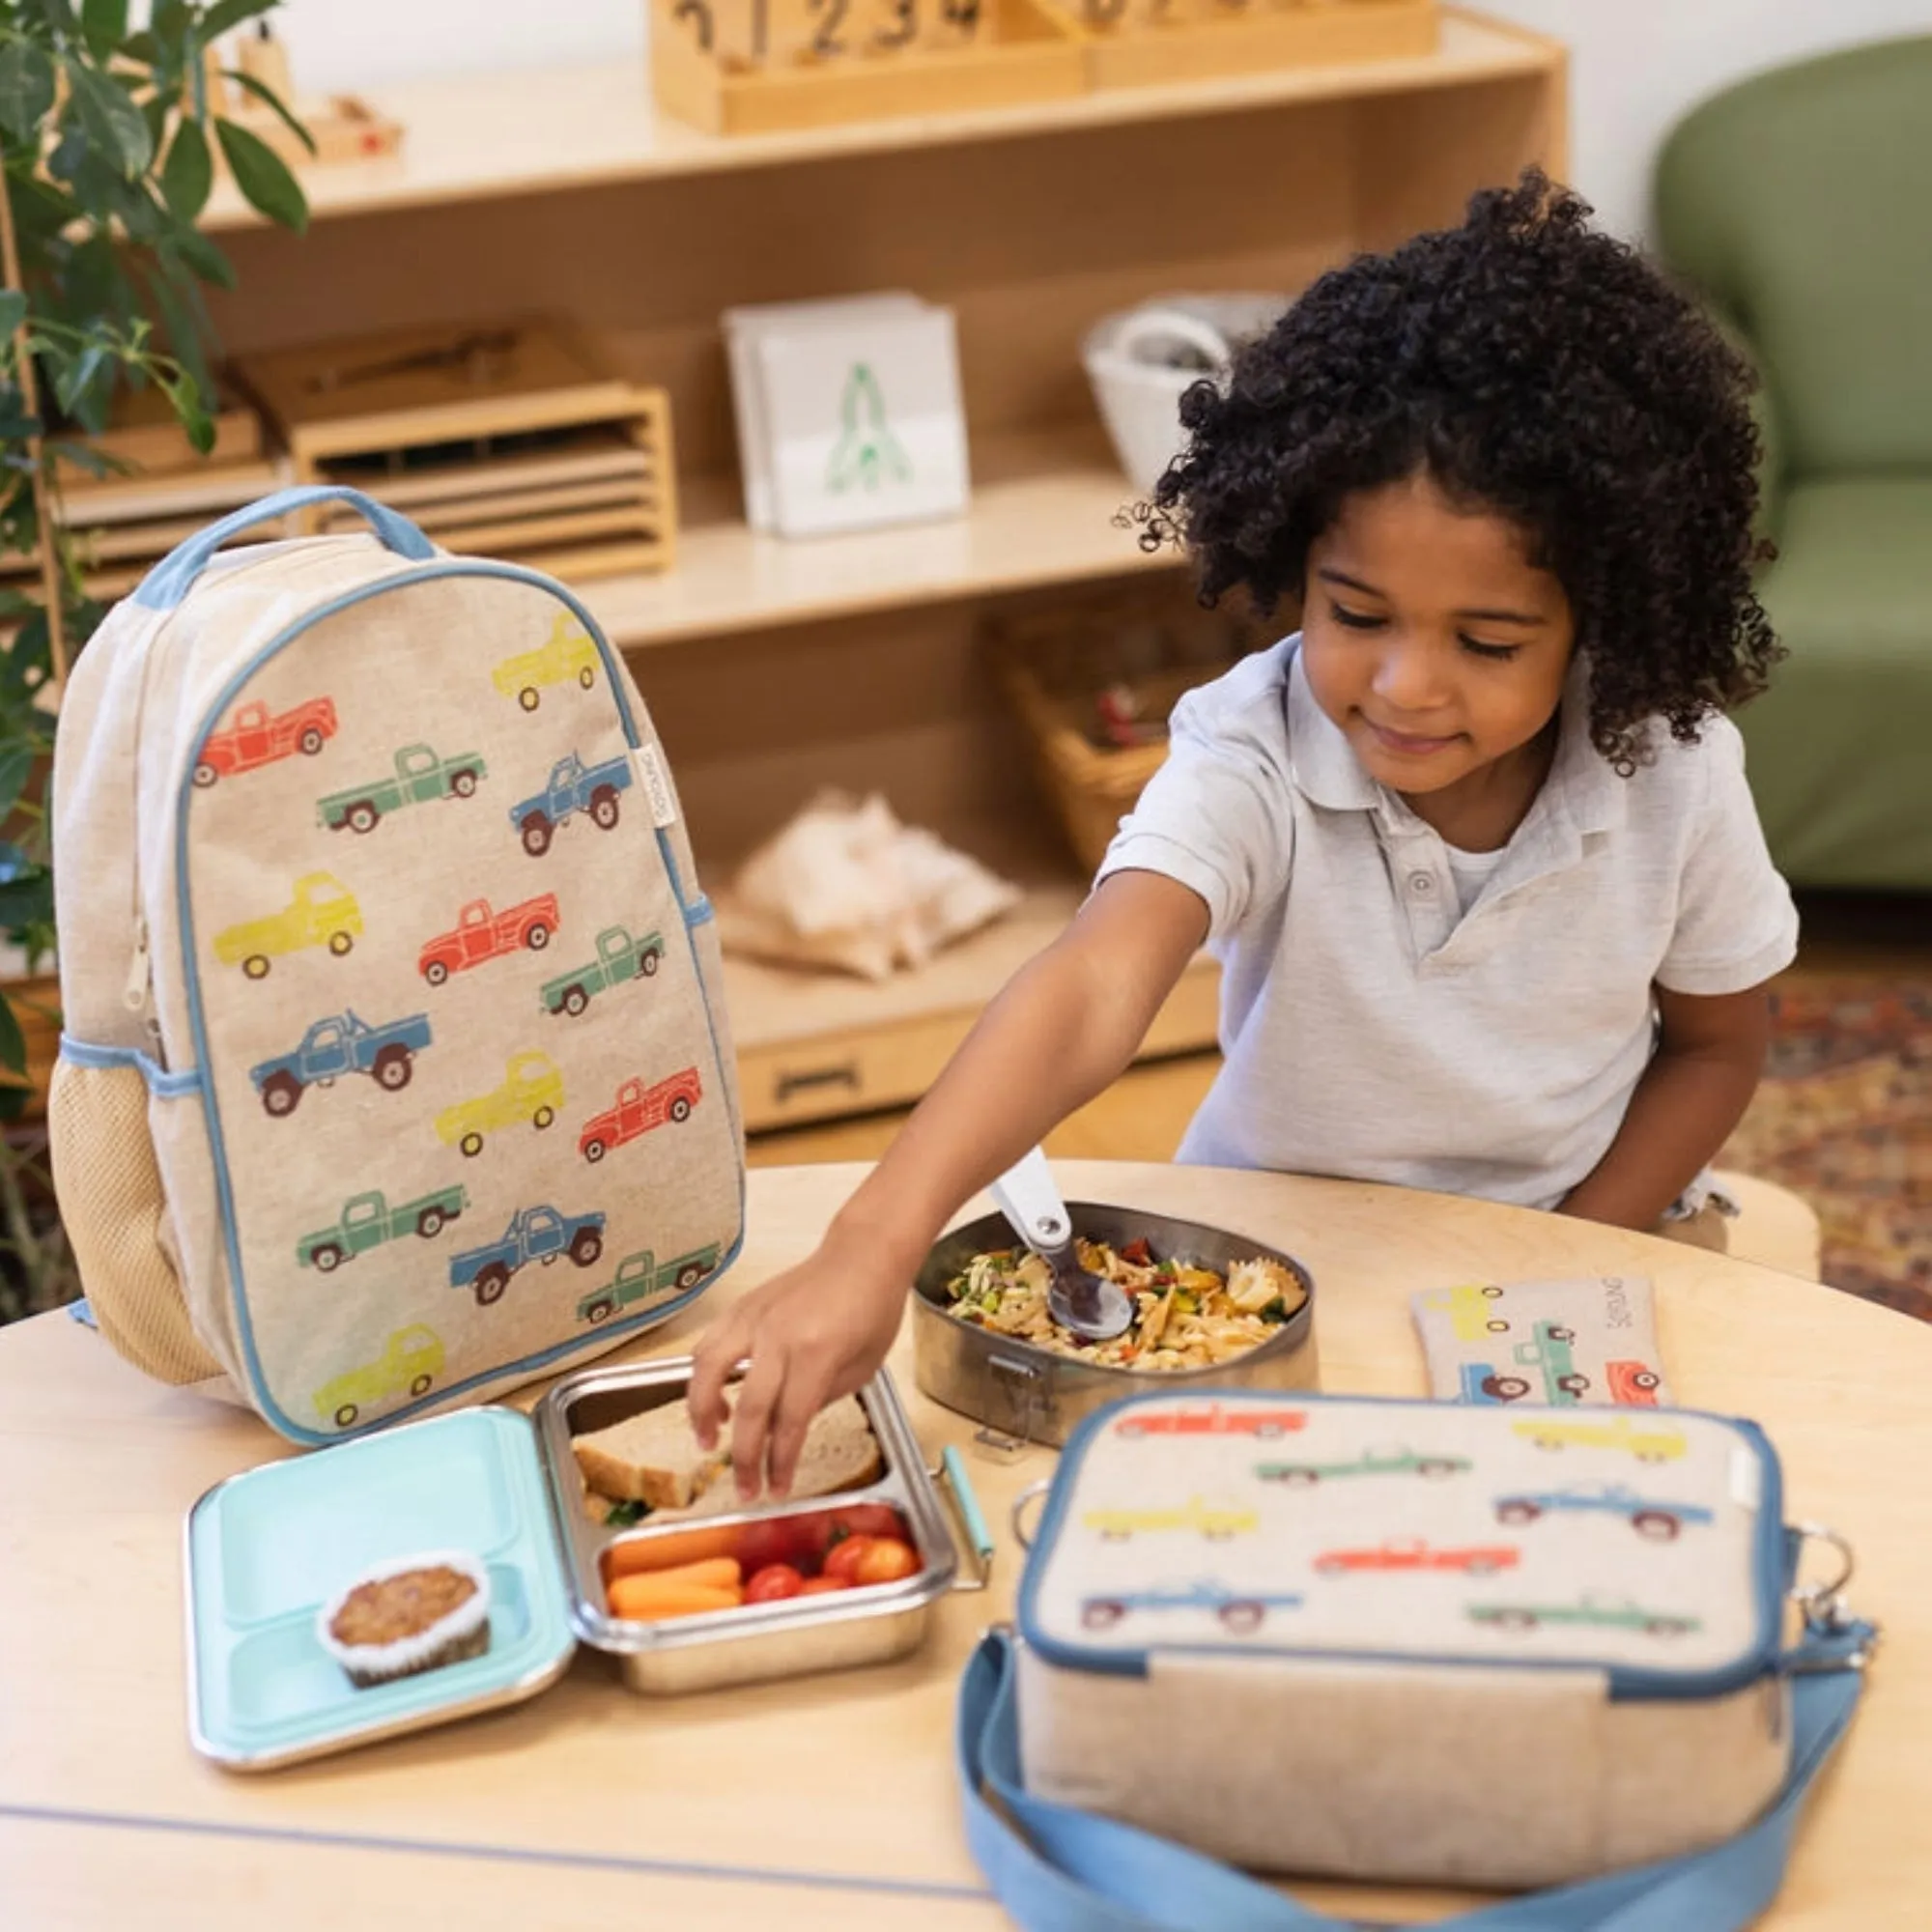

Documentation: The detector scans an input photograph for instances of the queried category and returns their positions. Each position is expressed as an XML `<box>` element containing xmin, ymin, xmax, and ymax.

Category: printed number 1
<box><xmin>675</xmin><ymin>0</ymin><xmax>716</xmax><ymax>49</ymax></box>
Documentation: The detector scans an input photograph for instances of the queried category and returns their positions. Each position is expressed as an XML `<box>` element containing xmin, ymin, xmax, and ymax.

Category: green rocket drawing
<box><xmin>824</xmin><ymin>362</ymin><xmax>914</xmax><ymax>495</ymax></box>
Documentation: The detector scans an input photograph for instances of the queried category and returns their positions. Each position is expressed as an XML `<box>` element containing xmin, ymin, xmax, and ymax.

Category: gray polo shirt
<box><xmin>1097</xmin><ymin>638</ymin><xmax>1799</xmax><ymax>1211</ymax></box>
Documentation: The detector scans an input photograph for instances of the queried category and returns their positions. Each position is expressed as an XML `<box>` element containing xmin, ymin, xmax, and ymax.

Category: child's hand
<box><xmin>687</xmin><ymin>1225</ymin><xmax>909</xmax><ymax>1501</ymax></box>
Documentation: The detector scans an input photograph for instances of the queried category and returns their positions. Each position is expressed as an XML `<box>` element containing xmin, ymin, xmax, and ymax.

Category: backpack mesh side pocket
<box><xmin>48</xmin><ymin>1052</ymin><xmax>221</xmax><ymax>1385</ymax></box>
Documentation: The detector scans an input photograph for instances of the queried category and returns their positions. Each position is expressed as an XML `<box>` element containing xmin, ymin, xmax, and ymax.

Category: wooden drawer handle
<box><xmin>773</xmin><ymin>1061</ymin><xmax>862</xmax><ymax>1103</ymax></box>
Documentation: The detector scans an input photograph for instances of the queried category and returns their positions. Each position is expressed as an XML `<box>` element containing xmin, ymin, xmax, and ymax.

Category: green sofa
<box><xmin>1655</xmin><ymin>38</ymin><xmax>1932</xmax><ymax>891</ymax></box>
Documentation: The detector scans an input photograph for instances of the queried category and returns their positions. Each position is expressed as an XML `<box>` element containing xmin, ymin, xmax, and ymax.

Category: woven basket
<box><xmin>991</xmin><ymin>596</ymin><xmax>1253</xmax><ymax>873</ymax></box>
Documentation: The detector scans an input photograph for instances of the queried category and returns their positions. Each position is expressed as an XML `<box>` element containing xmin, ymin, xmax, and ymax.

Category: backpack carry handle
<box><xmin>133</xmin><ymin>487</ymin><xmax>438</xmax><ymax>611</ymax></box>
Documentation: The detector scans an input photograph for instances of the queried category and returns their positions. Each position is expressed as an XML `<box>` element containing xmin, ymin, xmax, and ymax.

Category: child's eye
<box><xmin>1461</xmin><ymin>637</ymin><xmax>1521</xmax><ymax>662</ymax></box>
<box><xmin>1328</xmin><ymin>602</ymin><xmax>1385</xmax><ymax>631</ymax></box>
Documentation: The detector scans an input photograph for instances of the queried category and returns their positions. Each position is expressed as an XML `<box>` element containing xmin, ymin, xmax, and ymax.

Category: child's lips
<box><xmin>1365</xmin><ymin>718</ymin><xmax>1462</xmax><ymax>757</ymax></box>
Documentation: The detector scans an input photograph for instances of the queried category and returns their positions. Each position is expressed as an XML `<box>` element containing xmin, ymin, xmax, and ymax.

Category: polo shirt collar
<box><xmin>1284</xmin><ymin>638</ymin><xmax>1626</xmax><ymax>838</ymax></box>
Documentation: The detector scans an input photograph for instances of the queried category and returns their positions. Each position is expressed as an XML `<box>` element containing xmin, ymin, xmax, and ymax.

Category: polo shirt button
<box><xmin>1408</xmin><ymin>871</ymin><xmax>1435</xmax><ymax>895</ymax></box>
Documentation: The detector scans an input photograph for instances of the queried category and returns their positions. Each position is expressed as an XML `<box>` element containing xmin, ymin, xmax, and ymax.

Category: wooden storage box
<box><xmin>990</xmin><ymin>593</ymin><xmax>1255</xmax><ymax>873</ymax></box>
<box><xmin>233</xmin><ymin>319</ymin><xmax>676</xmax><ymax>582</ymax></box>
<box><xmin>1065</xmin><ymin>0</ymin><xmax>1438</xmax><ymax>92</ymax></box>
<box><xmin>650</xmin><ymin>0</ymin><xmax>1085</xmax><ymax>136</ymax></box>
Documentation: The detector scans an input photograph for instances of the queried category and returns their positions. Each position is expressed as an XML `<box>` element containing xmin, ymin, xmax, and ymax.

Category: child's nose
<box><xmin>1372</xmin><ymin>644</ymin><xmax>1450</xmax><ymax>715</ymax></box>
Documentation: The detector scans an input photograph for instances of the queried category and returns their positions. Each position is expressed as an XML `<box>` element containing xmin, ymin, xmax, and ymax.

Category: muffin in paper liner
<box><xmin>316</xmin><ymin>1548</ymin><xmax>493</xmax><ymax>1690</ymax></box>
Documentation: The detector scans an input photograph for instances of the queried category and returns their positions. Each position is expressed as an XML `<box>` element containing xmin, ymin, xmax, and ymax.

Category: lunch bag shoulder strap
<box><xmin>956</xmin><ymin>1626</ymin><xmax>1871</xmax><ymax>1932</ymax></box>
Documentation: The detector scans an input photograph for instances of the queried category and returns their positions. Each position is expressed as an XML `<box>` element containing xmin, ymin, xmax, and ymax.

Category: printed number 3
<box><xmin>874</xmin><ymin>0</ymin><xmax>917</xmax><ymax>46</ymax></box>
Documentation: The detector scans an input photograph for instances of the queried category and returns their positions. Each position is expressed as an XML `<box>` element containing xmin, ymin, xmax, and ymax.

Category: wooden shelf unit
<box><xmin>197</xmin><ymin>11</ymin><xmax>1560</xmax><ymax>230</ymax></box>
<box><xmin>188</xmin><ymin>12</ymin><xmax>1566</xmax><ymax>1132</ymax></box>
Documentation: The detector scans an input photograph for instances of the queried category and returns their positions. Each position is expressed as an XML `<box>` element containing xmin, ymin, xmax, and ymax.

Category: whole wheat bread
<box><xmin>572</xmin><ymin>1390</ymin><xmax>882</xmax><ymax>1519</ymax></box>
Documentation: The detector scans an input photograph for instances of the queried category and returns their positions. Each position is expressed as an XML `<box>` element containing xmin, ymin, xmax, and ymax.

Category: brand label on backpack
<box><xmin>634</xmin><ymin>744</ymin><xmax>678</xmax><ymax>829</ymax></box>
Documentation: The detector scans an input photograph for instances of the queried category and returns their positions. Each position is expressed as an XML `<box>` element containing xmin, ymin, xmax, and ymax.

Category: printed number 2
<box><xmin>810</xmin><ymin>0</ymin><xmax>849</xmax><ymax>55</ymax></box>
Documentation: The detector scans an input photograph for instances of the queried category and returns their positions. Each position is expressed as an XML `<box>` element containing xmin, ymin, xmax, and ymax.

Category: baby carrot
<box><xmin>605</xmin><ymin>1534</ymin><xmax>742</xmax><ymax>1581</ymax></box>
<box><xmin>608</xmin><ymin>1577</ymin><xmax>744</xmax><ymax>1622</ymax></box>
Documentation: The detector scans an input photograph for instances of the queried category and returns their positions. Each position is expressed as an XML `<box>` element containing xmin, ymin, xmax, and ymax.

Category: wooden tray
<box><xmin>1066</xmin><ymin>0</ymin><xmax>1438</xmax><ymax>90</ymax></box>
<box><xmin>651</xmin><ymin>0</ymin><xmax>1085</xmax><ymax>136</ymax></box>
<box><xmin>234</xmin><ymin>320</ymin><xmax>677</xmax><ymax>580</ymax></box>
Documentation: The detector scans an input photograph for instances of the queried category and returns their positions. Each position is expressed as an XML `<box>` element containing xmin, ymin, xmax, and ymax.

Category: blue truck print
<box><xmin>512</xmin><ymin>752</ymin><xmax>633</xmax><ymax>857</ymax></box>
<box><xmin>249</xmin><ymin>1009</ymin><xmax>434</xmax><ymax>1117</ymax></box>
<box><xmin>1079</xmin><ymin>1579</ymin><xmax>1305</xmax><ymax>1635</ymax></box>
<box><xmin>449</xmin><ymin>1202</ymin><xmax>607</xmax><ymax>1305</ymax></box>
<box><xmin>1493</xmin><ymin>1482</ymin><xmax>1716</xmax><ymax>1542</ymax></box>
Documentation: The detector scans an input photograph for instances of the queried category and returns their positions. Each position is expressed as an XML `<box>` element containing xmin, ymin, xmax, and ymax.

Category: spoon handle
<box><xmin>986</xmin><ymin>1146</ymin><xmax>1075</xmax><ymax>1259</ymax></box>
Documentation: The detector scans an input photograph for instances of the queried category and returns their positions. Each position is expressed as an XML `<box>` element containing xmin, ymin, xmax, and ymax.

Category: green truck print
<box><xmin>317</xmin><ymin>743</ymin><xmax>487</xmax><ymax>834</ymax></box>
<box><xmin>539</xmin><ymin>923</ymin><xmax>665</xmax><ymax>1017</ymax></box>
<box><xmin>577</xmin><ymin>1243</ymin><xmax>723</xmax><ymax>1323</ymax></box>
<box><xmin>296</xmin><ymin>1185</ymin><xmax>469</xmax><ymax>1271</ymax></box>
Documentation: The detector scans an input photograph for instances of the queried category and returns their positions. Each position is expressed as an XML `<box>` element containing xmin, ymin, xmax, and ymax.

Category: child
<box><xmin>692</xmin><ymin>172</ymin><xmax>1796</xmax><ymax>1496</ymax></box>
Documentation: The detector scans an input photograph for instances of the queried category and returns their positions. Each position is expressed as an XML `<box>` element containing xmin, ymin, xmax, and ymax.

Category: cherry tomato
<box><xmin>821</xmin><ymin>1535</ymin><xmax>877</xmax><ymax>1584</ymax></box>
<box><xmin>852</xmin><ymin>1536</ymin><xmax>921</xmax><ymax>1585</ymax></box>
<box><xmin>810</xmin><ymin>1503</ymin><xmax>905</xmax><ymax>1563</ymax></box>
<box><xmin>798</xmin><ymin>1577</ymin><xmax>849</xmax><ymax>1595</ymax></box>
<box><xmin>735</xmin><ymin>1518</ymin><xmax>815</xmax><ymax>1575</ymax></box>
<box><xmin>743</xmin><ymin>1563</ymin><xmax>806</xmax><ymax>1603</ymax></box>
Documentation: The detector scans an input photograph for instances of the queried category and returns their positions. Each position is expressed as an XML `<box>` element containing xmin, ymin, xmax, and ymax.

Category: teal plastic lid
<box><xmin>185</xmin><ymin>1406</ymin><xmax>577</xmax><ymax>1770</ymax></box>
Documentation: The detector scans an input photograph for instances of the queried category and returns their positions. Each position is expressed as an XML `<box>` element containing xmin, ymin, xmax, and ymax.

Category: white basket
<box><xmin>1081</xmin><ymin>293</ymin><xmax>1287</xmax><ymax>495</ymax></box>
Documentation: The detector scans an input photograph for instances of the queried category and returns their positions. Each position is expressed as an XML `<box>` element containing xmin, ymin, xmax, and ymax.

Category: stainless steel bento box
<box><xmin>533</xmin><ymin>1357</ymin><xmax>964</xmax><ymax>1694</ymax></box>
<box><xmin>912</xmin><ymin>1201</ymin><xmax>1318</xmax><ymax>1449</ymax></box>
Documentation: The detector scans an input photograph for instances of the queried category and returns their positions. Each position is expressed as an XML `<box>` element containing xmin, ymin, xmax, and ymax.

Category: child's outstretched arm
<box><xmin>1556</xmin><ymin>982</ymin><xmax>1773</xmax><ymax>1231</ymax></box>
<box><xmin>688</xmin><ymin>869</ymin><xmax>1210</xmax><ymax>1498</ymax></box>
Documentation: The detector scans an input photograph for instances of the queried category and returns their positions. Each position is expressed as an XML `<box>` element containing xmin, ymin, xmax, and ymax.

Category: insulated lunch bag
<box><xmin>48</xmin><ymin>487</ymin><xmax>744</xmax><ymax>1444</ymax></box>
<box><xmin>961</xmin><ymin>1389</ymin><xmax>1878</xmax><ymax>1930</ymax></box>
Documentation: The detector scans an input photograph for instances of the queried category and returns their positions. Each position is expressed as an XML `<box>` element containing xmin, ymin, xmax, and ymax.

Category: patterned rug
<box><xmin>1720</xmin><ymin>979</ymin><xmax>1932</xmax><ymax>1321</ymax></box>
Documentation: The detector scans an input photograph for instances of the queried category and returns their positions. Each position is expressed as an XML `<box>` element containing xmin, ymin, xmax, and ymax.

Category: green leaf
<box><xmin>0</xmin><ymin>869</ymin><xmax>54</xmax><ymax>940</ymax></box>
<box><xmin>0</xmin><ymin>42</ymin><xmax>56</xmax><ymax>141</ymax></box>
<box><xmin>160</xmin><ymin>114</ymin><xmax>212</xmax><ymax>219</ymax></box>
<box><xmin>154</xmin><ymin>366</ymin><xmax>213</xmax><ymax>453</ymax></box>
<box><xmin>0</xmin><ymin>747</ymin><xmax>36</xmax><ymax>826</ymax></box>
<box><xmin>168</xmin><ymin>223</ymin><xmax>235</xmax><ymax>290</ymax></box>
<box><xmin>199</xmin><ymin>0</ymin><xmax>280</xmax><ymax>40</ymax></box>
<box><xmin>28</xmin><ymin>0</ymin><xmax>81</xmax><ymax>40</ymax></box>
<box><xmin>143</xmin><ymin>264</ymin><xmax>216</xmax><ymax>398</ymax></box>
<box><xmin>139</xmin><ymin>87</ymin><xmax>168</xmax><ymax>157</ymax></box>
<box><xmin>65</xmin><ymin>61</ymin><xmax>154</xmax><ymax>176</ymax></box>
<box><xmin>51</xmin><ymin>340</ymin><xmax>110</xmax><ymax>417</ymax></box>
<box><xmin>81</xmin><ymin>0</ymin><xmax>128</xmax><ymax>62</ymax></box>
<box><xmin>213</xmin><ymin>116</ymin><xmax>305</xmax><ymax>232</ymax></box>
<box><xmin>221</xmin><ymin>67</ymin><xmax>314</xmax><ymax>156</ymax></box>
<box><xmin>0</xmin><ymin>992</ymin><xmax>25</xmax><ymax>1081</ymax></box>
<box><xmin>0</xmin><ymin>294</ymin><xmax>24</xmax><ymax>342</ymax></box>
<box><xmin>122</xmin><ymin>29</ymin><xmax>161</xmax><ymax>63</ymax></box>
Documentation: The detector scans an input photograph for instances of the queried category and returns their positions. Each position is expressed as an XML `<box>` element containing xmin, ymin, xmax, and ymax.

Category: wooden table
<box><xmin>3</xmin><ymin>1160</ymin><xmax>1926</xmax><ymax>1930</ymax></box>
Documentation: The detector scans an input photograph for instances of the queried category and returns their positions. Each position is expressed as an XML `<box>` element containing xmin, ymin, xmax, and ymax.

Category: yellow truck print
<box><xmin>313</xmin><ymin>1324</ymin><xmax>444</xmax><ymax>1429</ymax></box>
<box><xmin>1512</xmin><ymin>1415</ymin><xmax>1690</xmax><ymax>1463</ymax></box>
<box><xmin>1082</xmin><ymin>1496</ymin><xmax>1258</xmax><ymax>1543</ymax></box>
<box><xmin>1418</xmin><ymin>1282</ymin><xmax>1512</xmax><ymax>1342</ymax></box>
<box><xmin>435</xmin><ymin>1051</ymin><xmax>564</xmax><ymax>1157</ymax></box>
<box><xmin>213</xmin><ymin>872</ymin><xmax>362</xmax><ymax>979</ymax></box>
<box><xmin>492</xmin><ymin>613</ymin><xmax>599</xmax><ymax>711</ymax></box>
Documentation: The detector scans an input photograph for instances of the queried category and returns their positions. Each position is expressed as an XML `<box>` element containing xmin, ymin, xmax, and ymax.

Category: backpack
<box><xmin>47</xmin><ymin>486</ymin><xmax>744</xmax><ymax>1444</ymax></box>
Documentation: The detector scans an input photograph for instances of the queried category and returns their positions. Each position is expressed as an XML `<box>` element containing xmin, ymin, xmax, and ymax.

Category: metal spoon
<box><xmin>987</xmin><ymin>1148</ymin><xmax>1133</xmax><ymax>1343</ymax></box>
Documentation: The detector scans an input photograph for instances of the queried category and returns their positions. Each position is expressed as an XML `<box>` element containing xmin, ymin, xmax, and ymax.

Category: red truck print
<box><xmin>1606</xmin><ymin>1361</ymin><xmax>1663</xmax><ymax>1406</ymax></box>
<box><xmin>1314</xmin><ymin>1538</ymin><xmax>1520</xmax><ymax>1577</ymax></box>
<box><xmin>579</xmin><ymin>1066</ymin><xmax>702</xmax><ymax>1162</ymax></box>
<box><xmin>1113</xmin><ymin>1404</ymin><xmax>1306</xmax><ymax>1440</ymax></box>
<box><xmin>194</xmin><ymin>697</ymin><xmax>337</xmax><ymax>785</ymax></box>
<box><xmin>419</xmin><ymin>895</ymin><xmax>559</xmax><ymax>985</ymax></box>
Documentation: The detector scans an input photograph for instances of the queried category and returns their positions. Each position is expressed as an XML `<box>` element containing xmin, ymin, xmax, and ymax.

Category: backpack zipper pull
<box><xmin>124</xmin><ymin>918</ymin><xmax>153</xmax><ymax>1013</ymax></box>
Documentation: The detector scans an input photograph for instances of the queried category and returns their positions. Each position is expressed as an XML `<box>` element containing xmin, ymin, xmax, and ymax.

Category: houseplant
<box><xmin>0</xmin><ymin>0</ymin><xmax>310</xmax><ymax>1318</ymax></box>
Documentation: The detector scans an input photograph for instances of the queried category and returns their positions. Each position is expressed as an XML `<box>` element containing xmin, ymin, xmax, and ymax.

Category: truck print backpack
<box><xmin>47</xmin><ymin>487</ymin><xmax>744</xmax><ymax>1444</ymax></box>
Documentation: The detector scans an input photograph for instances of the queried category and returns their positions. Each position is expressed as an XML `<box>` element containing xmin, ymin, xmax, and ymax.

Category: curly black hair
<box><xmin>1139</xmin><ymin>171</ymin><xmax>1778</xmax><ymax>772</ymax></box>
